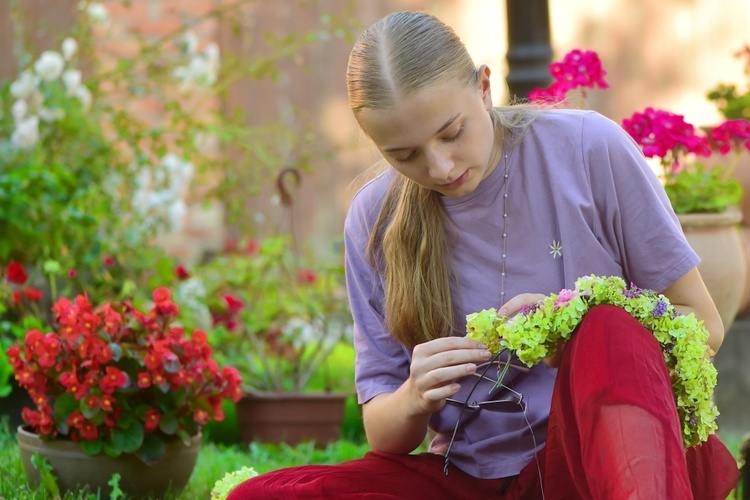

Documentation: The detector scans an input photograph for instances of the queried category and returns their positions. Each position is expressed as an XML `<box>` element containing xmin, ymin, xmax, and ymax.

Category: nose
<box><xmin>426</xmin><ymin>147</ymin><xmax>453</xmax><ymax>181</ymax></box>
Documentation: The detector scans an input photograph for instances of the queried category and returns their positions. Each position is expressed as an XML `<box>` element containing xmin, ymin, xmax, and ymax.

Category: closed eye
<box><xmin>392</xmin><ymin>151</ymin><xmax>418</xmax><ymax>164</ymax></box>
<box><xmin>443</xmin><ymin>125</ymin><xmax>464</xmax><ymax>143</ymax></box>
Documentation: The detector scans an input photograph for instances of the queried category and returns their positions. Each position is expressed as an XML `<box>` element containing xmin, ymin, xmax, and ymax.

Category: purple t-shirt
<box><xmin>343</xmin><ymin>109</ymin><xmax>699</xmax><ymax>479</ymax></box>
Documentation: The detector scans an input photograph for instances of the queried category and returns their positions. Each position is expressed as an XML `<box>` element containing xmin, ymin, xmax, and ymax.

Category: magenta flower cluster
<box><xmin>622</xmin><ymin>107</ymin><xmax>711</xmax><ymax>170</ymax></box>
<box><xmin>709</xmin><ymin>119</ymin><xmax>750</xmax><ymax>154</ymax></box>
<box><xmin>528</xmin><ymin>49</ymin><xmax>609</xmax><ymax>103</ymax></box>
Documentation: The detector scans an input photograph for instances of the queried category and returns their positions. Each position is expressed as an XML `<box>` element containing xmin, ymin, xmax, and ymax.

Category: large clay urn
<box><xmin>677</xmin><ymin>205</ymin><xmax>747</xmax><ymax>331</ymax></box>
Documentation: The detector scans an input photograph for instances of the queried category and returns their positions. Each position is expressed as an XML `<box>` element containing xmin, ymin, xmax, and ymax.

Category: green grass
<box><xmin>0</xmin><ymin>416</ymin><xmax>371</xmax><ymax>499</ymax></box>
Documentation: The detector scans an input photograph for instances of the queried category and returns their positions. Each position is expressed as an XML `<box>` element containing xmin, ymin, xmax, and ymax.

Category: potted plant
<box><xmin>5</xmin><ymin>286</ymin><xmax>243</xmax><ymax>497</ymax></box>
<box><xmin>193</xmin><ymin>234</ymin><xmax>355</xmax><ymax>447</ymax></box>
<box><xmin>529</xmin><ymin>49</ymin><xmax>750</xmax><ymax>330</ymax></box>
<box><xmin>620</xmin><ymin>108</ymin><xmax>749</xmax><ymax>328</ymax></box>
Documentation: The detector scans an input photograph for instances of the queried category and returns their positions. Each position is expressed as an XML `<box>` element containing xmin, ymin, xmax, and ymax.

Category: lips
<box><xmin>440</xmin><ymin>170</ymin><xmax>469</xmax><ymax>189</ymax></box>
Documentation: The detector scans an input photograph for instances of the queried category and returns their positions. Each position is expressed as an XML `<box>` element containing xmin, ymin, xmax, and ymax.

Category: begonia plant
<box><xmin>6</xmin><ymin>287</ymin><xmax>242</xmax><ymax>464</ymax></box>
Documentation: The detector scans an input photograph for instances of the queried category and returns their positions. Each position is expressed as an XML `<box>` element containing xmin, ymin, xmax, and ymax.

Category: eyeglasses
<box><xmin>443</xmin><ymin>349</ymin><xmax>528</xmax><ymax>474</ymax></box>
<box><xmin>445</xmin><ymin>390</ymin><xmax>525</xmax><ymax>413</ymax></box>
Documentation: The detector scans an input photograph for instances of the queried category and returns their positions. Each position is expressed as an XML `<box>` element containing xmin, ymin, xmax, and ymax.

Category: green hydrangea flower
<box><xmin>465</xmin><ymin>274</ymin><xmax>718</xmax><ymax>448</ymax></box>
<box><xmin>211</xmin><ymin>466</ymin><xmax>259</xmax><ymax>500</ymax></box>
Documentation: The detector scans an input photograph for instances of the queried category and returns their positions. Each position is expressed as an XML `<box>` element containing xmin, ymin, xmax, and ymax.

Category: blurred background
<box><xmin>2</xmin><ymin>0</ymin><xmax>747</xmax><ymax>255</ymax></box>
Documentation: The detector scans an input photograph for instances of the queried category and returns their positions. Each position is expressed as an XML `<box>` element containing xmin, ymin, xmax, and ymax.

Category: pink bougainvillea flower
<box><xmin>102</xmin><ymin>255</ymin><xmax>116</xmax><ymax>267</ymax></box>
<box><xmin>5</xmin><ymin>261</ymin><xmax>28</xmax><ymax>284</ymax></box>
<box><xmin>67</xmin><ymin>268</ymin><xmax>77</xmax><ymax>279</ymax></box>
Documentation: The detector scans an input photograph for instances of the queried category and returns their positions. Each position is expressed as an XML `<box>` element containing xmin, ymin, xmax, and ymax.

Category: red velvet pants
<box><xmin>228</xmin><ymin>305</ymin><xmax>739</xmax><ymax>499</ymax></box>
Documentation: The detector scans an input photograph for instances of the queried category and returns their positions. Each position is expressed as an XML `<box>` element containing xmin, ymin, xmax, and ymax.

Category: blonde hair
<box><xmin>346</xmin><ymin>11</ymin><xmax>534</xmax><ymax>348</ymax></box>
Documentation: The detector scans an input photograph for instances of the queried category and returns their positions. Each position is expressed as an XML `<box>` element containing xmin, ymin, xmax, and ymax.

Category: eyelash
<box><xmin>392</xmin><ymin>126</ymin><xmax>465</xmax><ymax>164</ymax></box>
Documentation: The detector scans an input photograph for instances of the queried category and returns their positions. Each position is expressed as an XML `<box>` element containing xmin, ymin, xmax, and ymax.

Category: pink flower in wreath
<box><xmin>554</xmin><ymin>289</ymin><xmax>576</xmax><ymax>309</ymax></box>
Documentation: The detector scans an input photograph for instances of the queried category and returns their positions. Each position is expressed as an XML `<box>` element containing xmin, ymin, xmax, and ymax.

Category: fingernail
<box><xmin>498</xmin><ymin>308</ymin><xmax>506</xmax><ymax>317</ymax></box>
<box><xmin>480</xmin><ymin>350</ymin><xmax>491</xmax><ymax>359</ymax></box>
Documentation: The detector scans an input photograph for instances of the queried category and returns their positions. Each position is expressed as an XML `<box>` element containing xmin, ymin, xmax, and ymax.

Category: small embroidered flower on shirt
<box><xmin>549</xmin><ymin>240</ymin><xmax>563</xmax><ymax>259</ymax></box>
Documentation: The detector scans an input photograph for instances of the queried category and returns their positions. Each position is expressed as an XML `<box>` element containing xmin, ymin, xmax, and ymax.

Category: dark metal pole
<box><xmin>505</xmin><ymin>0</ymin><xmax>553</xmax><ymax>102</ymax></box>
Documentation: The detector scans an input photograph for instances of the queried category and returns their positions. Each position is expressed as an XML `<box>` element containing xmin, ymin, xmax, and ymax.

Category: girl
<box><xmin>229</xmin><ymin>11</ymin><xmax>739</xmax><ymax>499</ymax></box>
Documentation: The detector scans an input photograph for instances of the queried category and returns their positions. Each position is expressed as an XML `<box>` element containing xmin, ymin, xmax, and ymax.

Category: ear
<box><xmin>477</xmin><ymin>64</ymin><xmax>493</xmax><ymax>110</ymax></box>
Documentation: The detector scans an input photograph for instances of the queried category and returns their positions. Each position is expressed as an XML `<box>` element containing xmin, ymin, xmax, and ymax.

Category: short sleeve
<box><xmin>580</xmin><ymin>113</ymin><xmax>699</xmax><ymax>292</ymax></box>
<box><xmin>344</xmin><ymin>177</ymin><xmax>411</xmax><ymax>404</ymax></box>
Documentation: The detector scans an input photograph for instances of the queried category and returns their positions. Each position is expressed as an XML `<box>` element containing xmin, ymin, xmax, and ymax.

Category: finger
<box><xmin>416</xmin><ymin>362</ymin><xmax>479</xmax><ymax>392</ymax></box>
<box><xmin>422</xmin><ymin>383</ymin><xmax>461</xmax><ymax>404</ymax></box>
<box><xmin>414</xmin><ymin>336</ymin><xmax>488</xmax><ymax>357</ymax></box>
<box><xmin>499</xmin><ymin>293</ymin><xmax>546</xmax><ymax>317</ymax></box>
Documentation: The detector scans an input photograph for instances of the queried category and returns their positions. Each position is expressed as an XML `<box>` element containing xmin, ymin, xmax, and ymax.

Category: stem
<box><xmin>8</xmin><ymin>0</ymin><xmax>30</xmax><ymax>71</ymax></box>
<box><xmin>720</xmin><ymin>150</ymin><xmax>741</xmax><ymax>181</ymax></box>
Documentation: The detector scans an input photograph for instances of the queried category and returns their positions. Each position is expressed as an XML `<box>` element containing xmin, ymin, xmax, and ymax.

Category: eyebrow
<box><xmin>383</xmin><ymin>112</ymin><xmax>461</xmax><ymax>153</ymax></box>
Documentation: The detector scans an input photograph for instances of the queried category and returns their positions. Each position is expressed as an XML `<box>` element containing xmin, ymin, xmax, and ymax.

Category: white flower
<box><xmin>61</xmin><ymin>37</ymin><xmax>78</xmax><ymax>60</ymax></box>
<box><xmin>167</xmin><ymin>199</ymin><xmax>187</xmax><ymax>232</ymax></box>
<box><xmin>172</xmin><ymin>43</ymin><xmax>220</xmax><ymax>90</ymax></box>
<box><xmin>39</xmin><ymin>107</ymin><xmax>65</xmax><ymax>122</ymax></box>
<box><xmin>182</xmin><ymin>31</ymin><xmax>199</xmax><ymax>55</ymax></box>
<box><xmin>283</xmin><ymin>318</ymin><xmax>323</xmax><ymax>349</ymax></box>
<box><xmin>10</xmin><ymin>71</ymin><xmax>40</xmax><ymax>99</ymax></box>
<box><xmin>161</xmin><ymin>153</ymin><xmax>182</xmax><ymax>173</ymax></box>
<box><xmin>34</xmin><ymin>51</ymin><xmax>65</xmax><ymax>82</ymax></box>
<box><xmin>204</xmin><ymin>42</ymin><xmax>220</xmax><ymax>64</ymax></box>
<box><xmin>85</xmin><ymin>2</ymin><xmax>110</xmax><ymax>25</ymax></box>
<box><xmin>62</xmin><ymin>69</ymin><xmax>82</xmax><ymax>92</ymax></box>
<box><xmin>72</xmin><ymin>85</ymin><xmax>92</xmax><ymax>111</ymax></box>
<box><xmin>11</xmin><ymin>100</ymin><xmax>28</xmax><ymax>121</ymax></box>
<box><xmin>549</xmin><ymin>240</ymin><xmax>563</xmax><ymax>259</ymax></box>
<box><xmin>11</xmin><ymin>116</ymin><xmax>40</xmax><ymax>149</ymax></box>
<box><xmin>135</xmin><ymin>168</ymin><xmax>152</xmax><ymax>190</ymax></box>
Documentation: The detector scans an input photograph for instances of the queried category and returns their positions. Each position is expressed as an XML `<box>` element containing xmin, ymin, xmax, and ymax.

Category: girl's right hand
<box><xmin>405</xmin><ymin>336</ymin><xmax>491</xmax><ymax>414</ymax></box>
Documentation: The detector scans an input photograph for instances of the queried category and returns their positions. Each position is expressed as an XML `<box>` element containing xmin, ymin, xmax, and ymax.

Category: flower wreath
<box><xmin>465</xmin><ymin>274</ymin><xmax>718</xmax><ymax>448</ymax></box>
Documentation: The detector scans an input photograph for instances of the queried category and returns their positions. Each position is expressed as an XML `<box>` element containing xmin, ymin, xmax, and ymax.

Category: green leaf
<box><xmin>109</xmin><ymin>473</ymin><xmax>125</xmax><ymax>500</ymax></box>
<box><xmin>30</xmin><ymin>452</ymin><xmax>60</xmax><ymax>496</ymax></box>
<box><xmin>158</xmin><ymin>412</ymin><xmax>178</xmax><ymax>435</ymax></box>
<box><xmin>54</xmin><ymin>392</ymin><xmax>79</xmax><ymax>423</ymax></box>
<box><xmin>112</xmin><ymin>420</ymin><xmax>144</xmax><ymax>453</ymax></box>
<box><xmin>135</xmin><ymin>433</ymin><xmax>165</xmax><ymax>465</ymax></box>
<box><xmin>80</xmin><ymin>439</ymin><xmax>103</xmax><ymax>456</ymax></box>
<box><xmin>80</xmin><ymin>398</ymin><xmax>100</xmax><ymax>420</ymax></box>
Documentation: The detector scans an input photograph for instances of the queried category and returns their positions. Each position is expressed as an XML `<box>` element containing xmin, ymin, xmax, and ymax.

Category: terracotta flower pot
<box><xmin>17</xmin><ymin>426</ymin><xmax>201</xmax><ymax>498</ymax></box>
<box><xmin>236</xmin><ymin>392</ymin><xmax>348</xmax><ymax>447</ymax></box>
<box><xmin>677</xmin><ymin>206</ymin><xmax>747</xmax><ymax>331</ymax></box>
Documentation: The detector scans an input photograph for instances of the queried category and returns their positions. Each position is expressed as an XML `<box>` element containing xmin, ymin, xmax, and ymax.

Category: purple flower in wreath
<box><xmin>652</xmin><ymin>299</ymin><xmax>668</xmax><ymax>318</ymax></box>
<box><xmin>623</xmin><ymin>282</ymin><xmax>643</xmax><ymax>298</ymax></box>
<box><xmin>520</xmin><ymin>303</ymin><xmax>539</xmax><ymax>316</ymax></box>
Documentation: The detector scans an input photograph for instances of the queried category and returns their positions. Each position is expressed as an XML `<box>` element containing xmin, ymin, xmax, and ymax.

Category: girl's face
<box><xmin>357</xmin><ymin>65</ymin><xmax>500</xmax><ymax>197</ymax></box>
